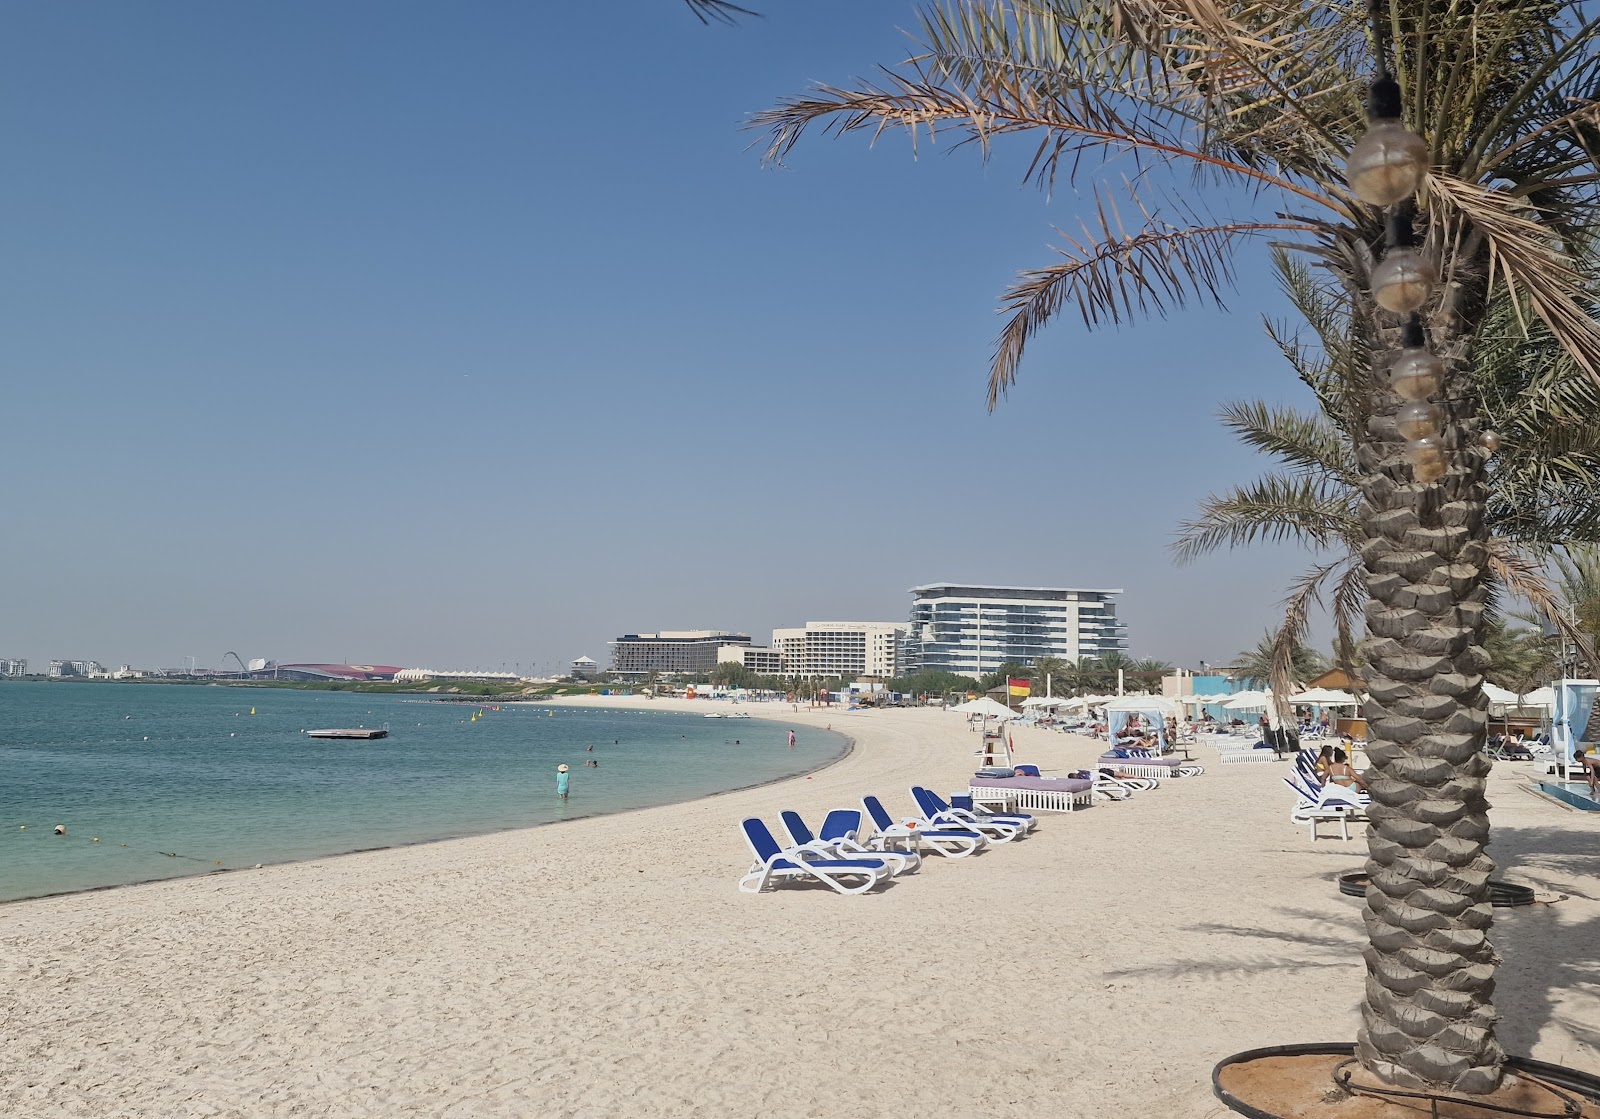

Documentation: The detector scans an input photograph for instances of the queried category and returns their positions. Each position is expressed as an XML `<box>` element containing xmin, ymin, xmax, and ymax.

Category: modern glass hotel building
<box><xmin>900</xmin><ymin>583</ymin><xmax>1127</xmax><ymax>675</ymax></box>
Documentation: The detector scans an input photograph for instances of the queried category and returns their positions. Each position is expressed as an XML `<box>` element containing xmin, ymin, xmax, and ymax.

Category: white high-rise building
<box><xmin>901</xmin><ymin>583</ymin><xmax>1126</xmax><ymax>676</ymax></box>
<box><xmin>770</xmin><ymin>622</ymin><xmax>907</xmax><ymax>679</ymax></box>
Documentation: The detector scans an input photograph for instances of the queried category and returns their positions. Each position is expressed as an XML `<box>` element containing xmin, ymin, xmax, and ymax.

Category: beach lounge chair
<box><xmin>928</xmin><ymin>784</ymin><xmax>1038</xmax><ymax>832</ymax></box>
<box><xmin>1283</xmin><ymin>773</ymin><xmax>1368</xmax><ymax>841</ymax></box>
<box><xmin>1098</xmin><ymin>747</ymin><xmax>1204</xmax><ymax>779</ymax></box>
<box><xmin>737</xmin><ymin>817</ymin><xmax>892</xmax><ymax>894</ymax></box>
<box><xmin>911</xmin><ymin>786</ymin><xmax>1030</xmax><ymax>842</ymax></box>
<box><xmin>862</xmin><ymin>795</ymin><xmax>987</xmax><ymax>858</ymax></box>
<box><xmin>780</xmin><ymin>809</ymin><xmax>919</xmax><ymax>876</ymax></box>
<box><xmin>969</xmin><ymin>767</ymin><xmax>1094</xmax><ymax>813</ymax></box>
<box><xmin>814</xmin><ymin>808</ymin><xmax>922</xmax><ymax>875</ymax></box>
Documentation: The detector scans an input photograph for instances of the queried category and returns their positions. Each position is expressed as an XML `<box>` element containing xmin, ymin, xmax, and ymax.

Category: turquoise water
<box><xmin>0</xmin><ymin>683</ymin><xmax>845</xmax><ymax>903</ymax></box>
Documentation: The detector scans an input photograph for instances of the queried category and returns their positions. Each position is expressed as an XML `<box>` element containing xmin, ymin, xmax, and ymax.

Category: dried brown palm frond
<box><xmin>1267</xmin><ymin>555</ymin><xmax>1365</xmax><ymax>704</ymax></box>
<box><xmin>1425</xmin><ymin>173</ymin><xmax>1600</xmax><ymax>380</ymax></box>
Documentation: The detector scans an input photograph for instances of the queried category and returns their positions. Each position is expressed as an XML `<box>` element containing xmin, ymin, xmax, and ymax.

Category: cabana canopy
<box><xmin>1101</xmin><ymin>695</ymin><xmax>1181</xmax><ymax>716</ymax></box>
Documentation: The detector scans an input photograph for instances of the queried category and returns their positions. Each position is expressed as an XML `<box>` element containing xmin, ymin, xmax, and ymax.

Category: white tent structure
<box><xmin>1524</xmin><ymin>686</ymin><xmax>1558</xmax><ymax>710</ymax></box>
<box><xmin>1553</xmin><ymin>680</ymin><xmax>1600</xmax><ymax>759</ymax></box>
<box><xmin>1481</xmin><ymin>682</ymin><xmax>1520</xmax><ymax>707</ymax></box>
<box><xmin>1102</xmin><ymin>694</ymin><xmax>1180</xmax><ymax>749</ymax></box>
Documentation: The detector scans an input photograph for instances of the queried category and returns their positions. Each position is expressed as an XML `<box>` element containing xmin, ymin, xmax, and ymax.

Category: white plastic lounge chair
<box><xmin>738</xmin><ymin>817</ymin><xmax>892</xmax><ymax>894</ymax></box>
<box><xmin>815</xmin><ymin>809</ymin><xmax>922</xmax><ymax>875</ymax></box>
<box><xmin>912</xmin><ymin>787</ymin><xmax>1034</xmax><ymax>840</ymax></box>
<box><xmin>862</xmin><ymin>795</ymin><xmax>987</xmax><ymax>859</ymax></box>
<box><xmin>781</xmin><ymin>809</ymin><xmax>920</xmax><ymax>876</ymax></box>
<box><xmin>1283</xmin><ymin>773</ymin><xmax>1368</xmax><ymax>841</ymax></box>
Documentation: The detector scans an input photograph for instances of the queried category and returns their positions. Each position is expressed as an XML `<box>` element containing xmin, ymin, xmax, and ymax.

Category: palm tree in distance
<box><xmin>1232</xmin><ymin>633</ymin><xmax>1326</xmax><ymax>690</ymax></box>
<box><xmin>754</xmin><ymin>0</ymin><xmax>1600</xmax><ymax>1094</ymax></box>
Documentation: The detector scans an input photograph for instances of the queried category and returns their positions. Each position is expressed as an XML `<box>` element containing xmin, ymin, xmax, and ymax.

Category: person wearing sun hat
<box><xmin>556</xmin><ymin>763</ymin><xmax>570</xmax><ymax>800</ymax></box>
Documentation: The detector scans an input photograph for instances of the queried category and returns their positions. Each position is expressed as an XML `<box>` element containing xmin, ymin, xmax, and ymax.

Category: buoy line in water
<box><xmin>12</xmin><ymin>823</ymin><xmax>233</xmax><ymax>868</ymax></box>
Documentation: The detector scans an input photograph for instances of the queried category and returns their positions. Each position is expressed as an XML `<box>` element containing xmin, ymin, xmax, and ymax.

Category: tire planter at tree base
<box><xmin>1213</xmin><ymin>1043</ymin><xmax>1600</xmax><ymax>1119</ymax></box>
<box><xmin>1339</xmin><ymin>871</ymin><xmax>1536</xmax><ymax>907</ymax></box>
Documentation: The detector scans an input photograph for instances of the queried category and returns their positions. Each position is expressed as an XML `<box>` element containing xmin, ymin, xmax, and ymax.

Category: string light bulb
<box><xmin>1389</xmin><ymin>345</ymin><xmax>1444</xmax><ymax>400</ymax></box>
<box><xmin>1348</xmin><ymin>119</ymin><xmax>1430</xmax><ymax>205</ymax></box>
<box><xmin>1372</xmin><ymin>247</ymin><xmax>1437</xmax><ymax>313</ymax></box>
<box><xmin>1395</xmin><ymin>401</ymin><xmax>1444</xmax><ymax>440</ymax></box>
<box><xmin>1404</xmin><ymin>434</ymin><xmax>1446</xmax><ymax>482</ymax></box>
<box><xmin>1479</xmin><ymin>430</ymin><xmax>1502</xmax><ymax>453</ymax></box>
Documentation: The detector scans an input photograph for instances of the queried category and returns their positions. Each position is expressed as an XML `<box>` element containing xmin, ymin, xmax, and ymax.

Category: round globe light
<box><xmin>1390</xmin><ymin>347</ymin><xmax>1445</xmax><ymax>400</ymax></box>
<box><xmin>1396</xmin><ymin>401</ymin><xmax>1444</xmax><ymax>440</ymax></box>
<box><xmin>1412</xmin><ymin>458</ymin><xmax>1448</xmax><ymax>483</ymax></box>
<box><xmin>1372</xmin><ymin>248</ymin><xmax>1438</xmax><ymax>313</ymax></box>
<box><xmin>1480</xmin><ymin>429</ymin><xmax>1503</xmax><ymax>453</ymax></box>
<box><xmin>1347</xmin><ymin>120</ymin><xmax>1430</xmax><ymax>206</ymax></box>
<box><xmin>1404</xmin><ymin>435</ymin><xmax>1447</xmax><ymax>481</ymax></box>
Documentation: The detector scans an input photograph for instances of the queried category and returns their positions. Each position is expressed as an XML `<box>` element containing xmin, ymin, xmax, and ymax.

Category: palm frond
<box><xmin>1269</xmin><ymin>558</ymin><xmax>1345</xmax><ymax>703</ymax></box>
<box><xmin>986</xmin><ymin>196</ymin><xmax>1312</xmax><ymax>405</ymax></box>
<box><xmin>1172</xmin><ymin>473</ymin><xmax>1358</xmax><ymax>562</ymax></box>
<box><xmin>682</xmin><ymin>0</ymin><xmax>758</xmax><ymax>23</ymax></box>
<box><xmin>1216</xmin><ymin>400</ymin><xmax>1356</xmax><ymax>482</ymax></box>
<box><xmin>1488</xmin><ymin>539</ymin><xmax>1600</xmax><ymax>670</ymax></box>
<box><xmin>750</xmin><ymin>62</ymin><xmax>1342</xmax><ymax>213</ymax></box>
<box><xmin>1425</xmin><ymin>173</ymin><xmax>1600</xmax><ymax>385</ymax></box>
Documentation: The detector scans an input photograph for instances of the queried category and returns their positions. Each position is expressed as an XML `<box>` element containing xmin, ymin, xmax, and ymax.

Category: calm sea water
<box><xmin>0</xmin><ymin>682</ymin><xmax>845</xmax><ymax>903</ymax></box>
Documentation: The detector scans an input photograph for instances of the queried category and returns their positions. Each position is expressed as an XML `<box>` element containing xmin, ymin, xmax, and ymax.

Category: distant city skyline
<box><xmin>4</xmin><ymin>3</ymin><xmax>1327</xmax><ymax>679</ymax></box>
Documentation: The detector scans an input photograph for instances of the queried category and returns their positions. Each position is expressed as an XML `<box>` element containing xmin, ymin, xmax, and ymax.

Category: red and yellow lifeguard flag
<box><xmin>1007</xmin><ymin>677</ymin><xmax>1031</xmax><ymax>697</ymax></box>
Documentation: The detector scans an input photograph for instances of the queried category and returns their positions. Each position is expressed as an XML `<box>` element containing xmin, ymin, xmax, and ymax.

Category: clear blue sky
<box><xmin>2</xmin><ymin>0</ymin><xmax>1328</xmax><ymax>675</ymax></box>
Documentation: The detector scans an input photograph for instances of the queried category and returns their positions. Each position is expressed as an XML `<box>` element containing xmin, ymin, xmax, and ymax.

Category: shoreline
<box><xmin>4</xmin><ymin>706</ymin><xmax>1595</xmax><ymax>1118</ymax></box>
<box><xmin>1</xmin><ymin>697</ymin><xmax>854</xmax><ymax>909</ymax></box>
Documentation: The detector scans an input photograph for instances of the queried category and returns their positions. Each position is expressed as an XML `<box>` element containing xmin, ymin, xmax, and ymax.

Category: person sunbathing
<box><xmin>1326</xmin><ymin>747</ymin><xmax>1367</xmax><ymax>793</ymax></box>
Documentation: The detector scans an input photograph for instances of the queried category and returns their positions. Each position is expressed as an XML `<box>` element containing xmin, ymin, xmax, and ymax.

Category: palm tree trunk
<box><xmin>1354</xmin><ymin>326</ymin><xmax>1502</xmax><ymax>1093</ymax></box>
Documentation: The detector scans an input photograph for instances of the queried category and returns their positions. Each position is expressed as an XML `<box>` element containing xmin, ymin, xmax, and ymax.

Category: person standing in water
<box><xmin>787</xmin><ymin>729</ymin><xmax>796</xmax><ymax>749</ymax></box>
<box><xmin>556</xmin><ymin>763</ymin><xmax>570</xmax><ymax>800</ymax></box>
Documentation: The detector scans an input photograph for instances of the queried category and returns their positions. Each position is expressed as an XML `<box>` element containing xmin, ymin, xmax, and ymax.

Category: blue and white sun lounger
<box><xmin>738</xmin><ymin>817</ymin><xmax>892</xmax><ymax>894</ymax></box>
<box><xmin>862</xmin><ymin>795</ymin><xmax>987</xmax><ymax>858</ymax></box>
<box><xmin>780</xmin><ymin>809</ymin><xmax>920</xmax><ymax>876</ymax></box>
<box><xmin>912</xmin><ymin>786</ymin><xmax>1035</xmax><ymax>841</ymax></box>
<box><xmin>1283</xmin><ymin>762</ymin><xmax>1369</xmax><ymax>842</ymax></box>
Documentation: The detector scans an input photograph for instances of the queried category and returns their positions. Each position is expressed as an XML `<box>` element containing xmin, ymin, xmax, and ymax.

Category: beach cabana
<box><xmin>1553</xmin><ymin>679</ymin><xmax>1600</xmax><ymax>759</ymax></box>
<box><xmin>1101</xmin><ymin>694</ymin><xmax>1180</xmax><ymax>750</ymax></box>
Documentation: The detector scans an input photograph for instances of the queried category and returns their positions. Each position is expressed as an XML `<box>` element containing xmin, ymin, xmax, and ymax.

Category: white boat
<box><xmin>704</xmin><ymin>712</ymin><xmax>725</xmax><ymax>719</ymax></box>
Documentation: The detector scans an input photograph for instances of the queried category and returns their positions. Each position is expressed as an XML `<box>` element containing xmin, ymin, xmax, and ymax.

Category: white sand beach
<box><xmin>3</xmin><ymin>699</ymin><xmax>1597</xmax><ymax>1118</ymax></box>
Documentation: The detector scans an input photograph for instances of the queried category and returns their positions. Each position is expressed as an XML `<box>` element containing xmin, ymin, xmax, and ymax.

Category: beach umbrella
<box><xmin>1020</xmin><ymin>695</ymin><xmax>1059</xmax><ymax>708</ymax></box>
<box><xmin>1287</xmin><ymin>687</ymin><xmax>1360</xmax><ymax>706</ymax></box>
<box><xmin>950</xmin><ymin>697</ymin><xmax>1018</xmax><ymax>721</ymax></box>
<box><xmin>1521</xmin><ymin>687</ymin><xmax>1557</xmax><ymax>710</ymax></box>
<box><xmin>1223</xmin><ymin>690</ymin><xmax>1271</xmax><ymax>711</ymax></box>
<box><xmin>1481</xmin><ymin>683</ymin><xmax>1520</xmax><ymax>707</ymax></box>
